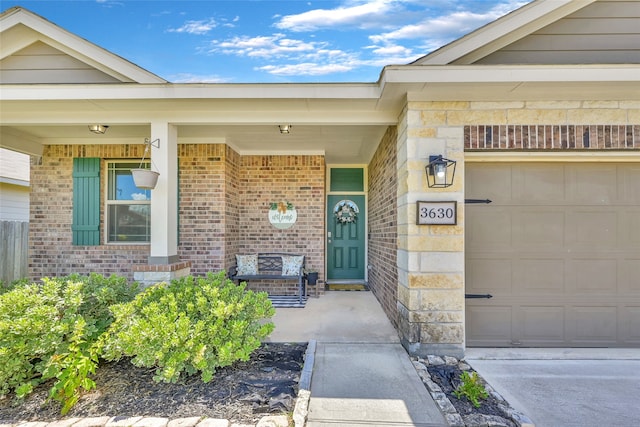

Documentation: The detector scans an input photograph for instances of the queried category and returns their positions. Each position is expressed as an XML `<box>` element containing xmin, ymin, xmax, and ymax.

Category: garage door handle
<box><xmin>465</xmin><ymin>293</ymin><xmax>493</xmax><ymax>299</ymax></box>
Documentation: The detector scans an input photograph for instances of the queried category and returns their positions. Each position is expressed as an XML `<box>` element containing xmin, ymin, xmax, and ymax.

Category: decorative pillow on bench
<box><xmin>281</xmin><ymin>255</ymin><xmax>304</xmax><ymax>276</ymax></box>
<box><xmin>236</xmin><ymin>254</ymin><xmax>258</xmax><ymax>275</ymax></box>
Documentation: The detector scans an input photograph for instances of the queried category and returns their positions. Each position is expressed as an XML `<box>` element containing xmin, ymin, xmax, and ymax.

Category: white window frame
<box><xmin>105</xmin><ymin>160</ymin><xmax>151</xmax><ymax>244</ymax></box>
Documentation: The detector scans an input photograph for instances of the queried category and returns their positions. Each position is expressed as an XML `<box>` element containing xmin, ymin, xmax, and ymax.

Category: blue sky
<box><xmin>10</xmin><ymin>0</ymin><xmax>530</xmax><ymax>83</ymax></box>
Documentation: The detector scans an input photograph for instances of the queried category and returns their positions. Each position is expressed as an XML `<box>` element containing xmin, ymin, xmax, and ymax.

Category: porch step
<box><xmin>268</xmin><ymin>295</ymin><xmax>307</xmax><ymax>308</ymax></box>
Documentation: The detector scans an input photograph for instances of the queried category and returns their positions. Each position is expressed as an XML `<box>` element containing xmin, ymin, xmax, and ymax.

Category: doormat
<box><xmin>327</xmin><ymin>284</ymin><xmax>369</xmax><ymax>291</ymax></box>
<box><xmin>268</xmin><ymin>295</ymin><xmax>307</xmax><ymax>308</ymax></box>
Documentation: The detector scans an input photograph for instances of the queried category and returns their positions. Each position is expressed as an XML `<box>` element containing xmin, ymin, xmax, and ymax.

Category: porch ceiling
<box><xmin>1</xmin><ymin>122</ymin><xmax>390</xmax><ymax>165</ymax></box>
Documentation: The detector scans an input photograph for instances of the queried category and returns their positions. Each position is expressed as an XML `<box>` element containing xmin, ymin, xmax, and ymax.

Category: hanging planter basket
<box><xmin>132</xmin><ymin>169</ymin><xmax>160</xmax><ymax>190</ymax></box>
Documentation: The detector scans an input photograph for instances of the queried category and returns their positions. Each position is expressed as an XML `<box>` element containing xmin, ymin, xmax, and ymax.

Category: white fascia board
<box><xmin>0</xmin><ymin>82</ymin><xmax>382</xmax><ymax>101</ymax></box>
<box><xmin>418</xmin><ymin>0</ymin><xmax>596</xmax><ymax>65</ymax></box>
<box><xmin>0</xmin><ymin>108</ymin><xmax>397</xmax><ymax>127</ymax></box>
<box><xmin>0</xmin><ymin>127</ymin><xmax>43</xmax><ymax>156</ymax></box>
<box><xmin>381</xmin><ymin>64</ymin><xmax>640</xmax><ymax>85</ymax></box>
<box><xmin>0</xmin><ymin>176</ymin><xmax>29</xmax><ymax>187</ymax></box>
<box><xmin>1</xmin><ymin>9</ymin><xmax>165</xmax><ymax>84</ymax></box>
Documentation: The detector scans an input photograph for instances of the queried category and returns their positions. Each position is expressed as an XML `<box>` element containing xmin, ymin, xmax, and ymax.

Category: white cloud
<box><xmin>258</xmin><ymin>63</ymin><xmax>354</xmax><ymax>76</ymax></box>
<box><xmin>275</xmin><ymin>0</ymin><xmax>398</xmax><ymax>31</ymax></box>
<box><xmin>369</xmin><ymin>1</ymin><xmax>529</xmax><ymax>46</ymax></box>
<box><xmin>211</xmin><ymin>34</ymin><xmax>326</xmax><ymax>58</ymax></box>
<box><xmin>168</xmin><ymin>18</ymin><xmax>218</xmax><ymax>35</ymax></box>
<box><xmin>131</xmin><ymin>193</ymin><xmax>148</xmax><ymax>201</ymax></box>
<box><xmin>199</xmin><ymin>1</ymin><xmax>530</xmax><ymax>79</ymax></box>
<box><xmin>170</xmin><ymin>73</ymin><xmax>233</xmax><ymax>83</ymax></box>
<box><xmin>368</xmin><ymin>43</ymin><xmax>412</xmax><ymax>57</ymax></box>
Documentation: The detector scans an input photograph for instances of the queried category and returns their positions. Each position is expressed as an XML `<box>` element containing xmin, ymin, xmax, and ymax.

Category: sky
<box><xmin>8</xmin><ymin>0</ymin><xmax>531</xmax><ymax>83</ymax></box>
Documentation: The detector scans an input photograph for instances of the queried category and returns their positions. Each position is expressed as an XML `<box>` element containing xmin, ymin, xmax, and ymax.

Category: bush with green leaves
<box><xmin>0</xmin><ymin>277</ymin><xmax>30</xmax><ymax>295</ymax></box>
<box><xmin>0</xmin><ymin>273</ymin><xmax>139</xmax><ymax>414</ymax></box>
<box><xmin>453</xmin><ymin>370</ymin><xmax>489</xmax><ymax>408</ymax></box>
<box><xmin>102</xmin><ymin>272</ymin><xmax>275</xmax><ymax>384</ymax></box>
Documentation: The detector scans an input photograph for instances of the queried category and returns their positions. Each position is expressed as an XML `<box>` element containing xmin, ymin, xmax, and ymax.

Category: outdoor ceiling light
<box><xmin>88</xmin><ymin>124</ymin><xmax>109</xmax><ymax>134</ymax></box>
<box><xmin>279</xmin><ymin>125</ymin><xmax>292</xmax><ymax>134</ymax></box>
<box><xmin>426</xmin><ymin>155</ymin><xmax>457</xmax><ymax>188</ymax></box>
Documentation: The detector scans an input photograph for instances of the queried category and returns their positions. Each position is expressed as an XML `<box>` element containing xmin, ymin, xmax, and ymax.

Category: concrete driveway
<box><xmin>466</xmin><ymin>348</ymin><xmax>640</xmax><ymax>427</ymax></box>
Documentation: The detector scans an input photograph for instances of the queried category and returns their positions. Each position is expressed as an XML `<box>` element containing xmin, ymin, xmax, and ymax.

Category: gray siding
<box><xmin>0</xmin><ymin>184</ymin><xmax>29</xmax><ymax>222</ymax></box>
<box><xmin>477</xmin><ymin>0</ymin><xmax>640</xmax><ymax>65</ymax></box>
<box><xmin>0</xmin><ymin>41</ymin><xmax>121</xmax><ymax>83</ymax></box>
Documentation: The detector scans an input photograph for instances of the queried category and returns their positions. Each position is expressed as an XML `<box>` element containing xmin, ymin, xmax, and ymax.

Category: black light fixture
<box><xmin>88</xmin><ymin>124</ymin><xmax>109</xmax><ymax>134</ymax></box>
<box><xmin>279</xmin><ymin>124</ymin><xmax>292</xmax><ymax>134</ymax></box>
<box><xmin>426</xmin><ymin>155</ymin><xmax>456</xmax><ymax>188</ymax></box>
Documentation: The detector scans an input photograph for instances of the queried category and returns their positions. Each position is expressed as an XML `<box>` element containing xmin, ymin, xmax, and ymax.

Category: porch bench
<box><xmin>228</xmin><ymin>253</ymin><xmax>307</xmax><ymax>303</ymax></box>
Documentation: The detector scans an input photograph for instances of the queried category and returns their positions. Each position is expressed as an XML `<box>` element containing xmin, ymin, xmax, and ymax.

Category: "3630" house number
<box><xmin>417</xmin><ymin>201</ymin><xmax>457</xmax><ymax>225</ymax></box>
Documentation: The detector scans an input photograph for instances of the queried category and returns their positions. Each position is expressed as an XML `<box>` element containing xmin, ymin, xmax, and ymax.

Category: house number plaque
<box><xmin>417</xmin><ymin>201</ymin><xmax>457</xmax><ymax>225</ymax></box>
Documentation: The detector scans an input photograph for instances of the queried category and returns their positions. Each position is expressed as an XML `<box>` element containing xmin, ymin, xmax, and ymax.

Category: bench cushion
<box><xmin>281</xmin><ymin>255</ymin><xmax>304</xmax><ymax>275</ymax></box>
<box><xmin>236</xmin><ymin>254</ymin><xmax>258</xmax><ymax>275</ymax></box>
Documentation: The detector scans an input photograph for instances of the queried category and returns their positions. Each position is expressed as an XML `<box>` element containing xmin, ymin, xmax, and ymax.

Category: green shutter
<box><xmin>72</xmin><ymin>158</ymin><xmax>100</xmax><ymax>245</ymax></box>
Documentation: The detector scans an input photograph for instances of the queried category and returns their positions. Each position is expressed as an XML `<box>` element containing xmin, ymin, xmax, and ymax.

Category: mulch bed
<box><xmin>0</xmin><ymin>342</ymin><xmax>307</xmax><ymax>425</ymax></box>
<box><xmin>426</xmin><ymin>364</ymin><xmax>517</xmax><ymax>427</ymax></box>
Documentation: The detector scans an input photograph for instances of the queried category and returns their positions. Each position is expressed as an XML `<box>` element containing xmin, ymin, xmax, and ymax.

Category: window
<box><xmin>106</xmin><ymin>161</ymin><xmax>151</xmax><ymax>243</ymax></box>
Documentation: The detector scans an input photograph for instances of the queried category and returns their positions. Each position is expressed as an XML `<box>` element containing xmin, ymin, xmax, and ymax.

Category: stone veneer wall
<box><xmin>237</xmin><ymin>155</ymin><xmax>325</xmax><ymax>295</ymax></box>
<box><xmin>367</xmin><ymin>126</ymin><xmax>399</xmax><ymax>328</ymax></box>
<box><xmin>397</xmin><ymin>102</ymin><xmax>466</xmax><ymax>358</ymax></box>
<box><xmin>397</xmin><ymin>99</ymin><xmax>640</xmax><ymax>358</ymax></box>
<box><xmin>29</xmin><ymin>145</ymin><xmax>150</xmax><ymax>281</ymax></box>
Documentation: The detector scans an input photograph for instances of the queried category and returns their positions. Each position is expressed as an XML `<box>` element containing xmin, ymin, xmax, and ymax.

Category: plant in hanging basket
<box><xmin>132</xmin><ymin>169</ymin><xmax>160</xmax><ymax>189</ymax></box>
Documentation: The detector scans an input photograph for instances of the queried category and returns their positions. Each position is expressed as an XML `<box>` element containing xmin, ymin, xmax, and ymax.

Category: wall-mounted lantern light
<box><xmin>426</xmin><ymin>155</ymin><xmax>456</xmax><ymax>188</ymax></box>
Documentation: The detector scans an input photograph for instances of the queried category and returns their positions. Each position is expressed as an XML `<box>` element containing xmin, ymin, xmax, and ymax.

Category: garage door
<box><xmin>466</xmin><ymin>162</ymin><xmax>640</xmax><ymax>347</ymax></box>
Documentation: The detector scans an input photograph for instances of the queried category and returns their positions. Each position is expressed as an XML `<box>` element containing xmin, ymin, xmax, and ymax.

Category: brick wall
<box><xmin>177</xmin><ymin>144</ymin><xmax>228</xmax><ymax>275</ymax></box>
<box><xmin>30</xmin><ymin>145</ymin><xmax>326</xmax><ymax>290</ymax></box>
<box><xmin>29</xmin><ymin>145</ymin><xmax>149</xmax><ymax>280</ymax></box>
<box><xmin>367</xmin><ymin>126</ymin><xmax>399</xmax><ymax>327</ymax></box>
<box><xmin>466</xmin><ymin>124</ymin><xmax>640</xmax><ymax>149</ymax></box>
<box><xmin>224</xmin><ymin>146</ymin><xmax>241</xmax><ymax>271</ymax></box>
<box><xmin>237</xmin><ymin>155</ymin><xmax>325</xmax><ymax>295</ymax></box>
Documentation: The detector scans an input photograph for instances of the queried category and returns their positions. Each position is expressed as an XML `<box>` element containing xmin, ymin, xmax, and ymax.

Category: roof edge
<box><xmin>0</xmin><ymin>7</ymin><xmax>167</xmax><ymax>84</ymax></box>
<box><xmin>413</xmin><ymin>0</ymin><xmax>597</xmax><ymax>65</ymax></box>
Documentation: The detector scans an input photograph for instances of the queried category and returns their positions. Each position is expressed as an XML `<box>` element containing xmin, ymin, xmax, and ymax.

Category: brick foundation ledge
<box><xmin>132</xmin><ymin>261</ymin><xmax>192</xmax><ymax>288</ymax></box>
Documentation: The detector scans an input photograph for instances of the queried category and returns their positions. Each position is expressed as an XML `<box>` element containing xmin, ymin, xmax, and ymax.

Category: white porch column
<box><xmin>149</xmin><ymin>121</ymin><xmax>179</xmax><ymax>264</ymax></box>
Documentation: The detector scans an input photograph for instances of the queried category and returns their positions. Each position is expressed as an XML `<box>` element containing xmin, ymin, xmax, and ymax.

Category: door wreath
<box><xmin>334</xmin><ymin>200</ymin><xmax>359</xmax><ymax>224</ymax></box>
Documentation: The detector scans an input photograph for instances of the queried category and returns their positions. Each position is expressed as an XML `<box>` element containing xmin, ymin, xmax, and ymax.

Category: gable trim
<box><xmin>0</xmin><ymin>7</ymin><xmax>166</xmax><ymax>84</ymax></box>
<box><xmin>414</xmin><ymin>0</ymin><xmax>597</xmax><ymax>65</ymax></box>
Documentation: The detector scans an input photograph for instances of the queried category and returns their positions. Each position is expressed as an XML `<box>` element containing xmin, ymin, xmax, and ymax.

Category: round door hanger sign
<box><xmin>269</xmin><ymin>201</ymin><xmax>297</xmax><ymax>229</ymax></box>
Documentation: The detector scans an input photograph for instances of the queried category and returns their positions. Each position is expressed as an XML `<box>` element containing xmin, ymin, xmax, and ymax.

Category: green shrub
<box><xmin>453</xmin><ymin>371</ymin><xmax>489</xmax><ymax>408</ymax></box>
<box><xmin>0</xmin><ymin>277</ymin><xmax>30</xmax><ymax>295</ymax></box>
<box><xmin>102</xmin><ymin>272</ymin><xmax>275</xmax><ymax>383</ymax></box>
<box><xmin>0</xmin><ymin>274</ymin><xmax>138</xmax><ymax>414</ymax></box>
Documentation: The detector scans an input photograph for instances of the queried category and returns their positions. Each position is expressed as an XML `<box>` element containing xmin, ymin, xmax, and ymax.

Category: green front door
<box><xmin>327</xmin><ymin>195</ymin><xmax>365</xmax><ymax>281</ymax></box>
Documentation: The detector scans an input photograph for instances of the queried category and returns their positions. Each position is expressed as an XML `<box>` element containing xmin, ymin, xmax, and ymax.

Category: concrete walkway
<box><xmin>269</xmin><ymin>291</ymin><xmax>447</xmax><ymax>427</ymax></box>
<box><xmin>466</xmin><ymin>348</ymin><xmax>640</xmax><ymax>427</ymax></box>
